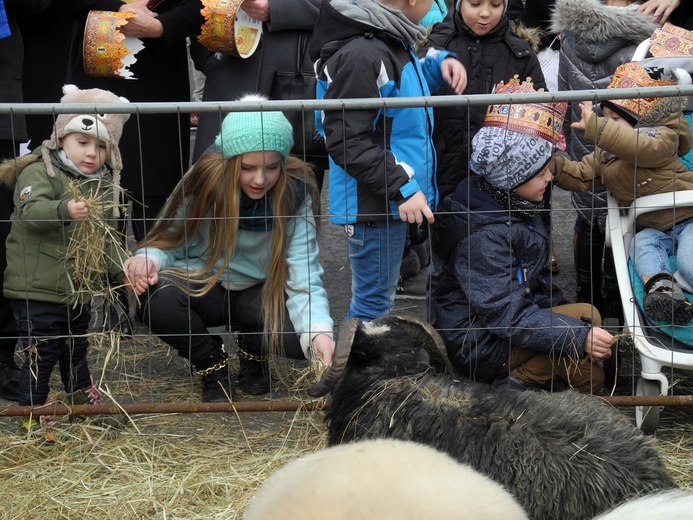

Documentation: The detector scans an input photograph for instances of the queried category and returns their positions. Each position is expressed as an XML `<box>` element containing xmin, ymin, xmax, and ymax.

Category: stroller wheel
<box><xmin>636</xmin><ymin>378</ymin><xmax>661</xmax><ymax>435</ymax></box>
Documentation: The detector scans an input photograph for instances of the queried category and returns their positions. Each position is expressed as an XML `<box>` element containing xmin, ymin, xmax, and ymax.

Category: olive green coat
<box><xmin>1</xmin><ymin>150</ymin><xmax>127</xmax><ymax>305</ymax></box>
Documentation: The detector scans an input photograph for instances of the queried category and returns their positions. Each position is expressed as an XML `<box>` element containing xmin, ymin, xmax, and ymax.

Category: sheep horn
<box><xmin>371</xmin><ymin>315</ymin><xmax>454</xmax><ymax>374</ymax></box>
<box><xmin>307</xmin><ymin>318</ymin><xmax>360</xmax><ymax>397</ymax></box>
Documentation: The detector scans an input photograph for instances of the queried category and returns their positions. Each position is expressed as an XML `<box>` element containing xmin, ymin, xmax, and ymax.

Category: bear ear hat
<box><xmin>41</xmin><ymin>84</ymin><xmax>130</xmax><ymax>216</ymax></box>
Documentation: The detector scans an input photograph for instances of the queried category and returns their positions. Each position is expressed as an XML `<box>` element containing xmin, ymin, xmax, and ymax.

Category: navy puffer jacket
<box><xmin>430</xmin><ymin>176</ymin><xmax>589</xmax><ymax>382</ymax></box>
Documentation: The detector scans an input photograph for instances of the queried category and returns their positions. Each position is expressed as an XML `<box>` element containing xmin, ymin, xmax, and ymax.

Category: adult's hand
<box><xmin>636</xmin><ymin>0</ymin><xmax>680</xmax><ymax>25</ymax></box>
<box><xmin>584</xmin><ymin>327</ymin><xmax>614</xmax><ymax>362</ymax></box>
<box><xmin>240</xmin><ymin>0</ymin><xmax>270</xmax><ymax>22</ymax></box>
<box><xmin>119</xmin><ymin>0</ymin><xmax>164</xmax><ymax>38</ymax></box>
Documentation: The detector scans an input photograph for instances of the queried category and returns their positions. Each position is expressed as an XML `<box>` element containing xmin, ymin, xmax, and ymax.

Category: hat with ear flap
<box><xmin>42</xmin><ymin>84</ymin><xmax>130</xmax><ymax>187</ymax></box>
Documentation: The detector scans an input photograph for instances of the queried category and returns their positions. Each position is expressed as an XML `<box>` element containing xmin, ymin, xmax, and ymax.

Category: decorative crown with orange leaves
<box><xmin>483</xmin><ymin>76</ymin><xmax>567</xmax><ymax>151</ymax></box>
<box><xmin>605</xmin><ymin>62</ymin><xmax>678</xmax><ymax>122</ymax></box>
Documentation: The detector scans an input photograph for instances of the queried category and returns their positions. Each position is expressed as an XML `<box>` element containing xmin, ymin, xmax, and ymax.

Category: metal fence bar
<box><xmin>1</xmin><ymin>394</ymin><xmax>693</xmax><ymax>417</ymax></box>
<box><xmin>2</xmin><ymin>84</ymin><xmax>692</xmax><ymax>115</ymax></box>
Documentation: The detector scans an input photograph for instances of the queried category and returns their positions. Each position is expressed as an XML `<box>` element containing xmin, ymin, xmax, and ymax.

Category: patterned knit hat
<box><xmin>42</xmin><ymin>84</ymin><xmax>130</xmax><ymax>183</ymax></box>
<box><xmin>470</xmin><ymin>77</ymin><xmax>567</xmax><ymax>190</ymax></box>
<box><xmin>602</xmin><ymin>62</ymin><xmax>691</xmax><ymax>127</ymax></box>
<box><xmin>215</xmin><ymin>94</ymin><xmax>294</xmax><ymax>159</ymax></box>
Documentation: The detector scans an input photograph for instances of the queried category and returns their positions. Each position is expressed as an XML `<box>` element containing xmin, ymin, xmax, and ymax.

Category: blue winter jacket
<box><xmin>430</xmin><ymin>176</ymin><xmax>589</xmax><ymax>383</ymax></box>
<box><xmin>311</xmin><ymin>0</ymin><xmax>452</xmax><ymax>224</ymax></box>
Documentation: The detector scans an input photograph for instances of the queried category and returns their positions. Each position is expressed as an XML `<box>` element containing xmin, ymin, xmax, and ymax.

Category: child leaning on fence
<box><xmin>554</xmin><ymin>62</ymin><xmax>693</xmax><ymax>326</ymax></box>
<box><xmin>124</xmin><ymin>95</ymin><xmax>335</xmax><ymax>401</ymax></box>
<box><xmin>310</xmin><ymin>0</ymin><xmax>466</xmax><ymax>321</ymax></box>
<box><xmin>0</xmin><ymin>85</ymin><xmax>131</xmax><ymax>440</ymax></box>
<box><xmin>430</xmin><ymin>78</ymin><xmax>614</xmax><ymax>394</ymax></box>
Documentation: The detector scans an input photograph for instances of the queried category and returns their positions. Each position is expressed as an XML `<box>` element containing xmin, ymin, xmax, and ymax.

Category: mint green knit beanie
<box><xmin>215</xmin><ymin>94</ymin><xmax>294</xmax><ymax>159</ymax></box>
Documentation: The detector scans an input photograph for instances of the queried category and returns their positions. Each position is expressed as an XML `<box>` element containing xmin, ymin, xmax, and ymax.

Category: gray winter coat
<box><xmin>551</xmin><ymin>0</ymin><xmax>656</xmax><ymax>229</ymax></box>
<box><xmin>430</xmin><ymin>176</ymin><xmax>590</xmax><ymax>383</ymax></box>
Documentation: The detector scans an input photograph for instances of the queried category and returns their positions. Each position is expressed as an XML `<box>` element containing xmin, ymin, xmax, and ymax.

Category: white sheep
<box><xmin>243</xmin><ymin>438</ymin><xmax>529</xmax><ymax>520</ymax></box>
<box><xmin>593</xmin><ymin>490</ymin><xmax>693</xmax><ymax>520</ymax></box>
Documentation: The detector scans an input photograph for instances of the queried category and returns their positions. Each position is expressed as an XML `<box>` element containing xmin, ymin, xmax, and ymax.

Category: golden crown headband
<box><xmin>606</xmin><ymin>62</ymin><xmax>678</xmax><ymax>120</ymax></box>
<box><xmin>483</xmin><ymin>76</ymin><xmax>567</xmax><ymax>151</ymax></box>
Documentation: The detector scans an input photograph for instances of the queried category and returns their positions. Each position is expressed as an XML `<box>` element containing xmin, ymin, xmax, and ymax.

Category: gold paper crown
<box><xmin>606</xmin><ymin>62</ymin><xmax>677</xmax><ymax>121</ymax></box>
<box><xmin>484</xmin><ymin>76</ymin><xmax>567</xmax><ymax>151</ymax></box>
<box><xmin>649</xmin><ymin>22</ymin><xmax>693</xmax><ymax>57</ymax></box>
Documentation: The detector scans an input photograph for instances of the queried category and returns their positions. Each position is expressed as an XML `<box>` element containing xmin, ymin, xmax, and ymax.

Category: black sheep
<box><xmin>309</xmin><ymin>315</ymin><xmax>677</xmax><ymax>520</ymax></box>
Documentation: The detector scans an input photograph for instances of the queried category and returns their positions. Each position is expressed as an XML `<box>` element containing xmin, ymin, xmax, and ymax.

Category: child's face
<box><xmin>399</xmin><ymin>0</ymin><xmax>434</xmax><ymax>25</ymax></box>
<box><xmin>239</xmin><ymin>151</ymin><xmax>283</xmax><ymax>199</ymax></box>
<box><xmin>459</xmin><ymin>0</ymin><xmax>504</xmax><ymax>36</ymax></box>
<box><xmin>513</xmin><ymin>162</ymin><xmax>553</xmax><ymax>202</ymax></box>
<box><xmin>60</xmin><ymin>133</ymin><xmax>108</xmax><ymax>175</ymax></box>
<box><xmin>602</xmin><ymin>106</ymin><xmax>634</xmax><ymax>128</ymax></box>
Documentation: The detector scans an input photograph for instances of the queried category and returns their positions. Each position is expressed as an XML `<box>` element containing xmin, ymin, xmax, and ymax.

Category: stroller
<box><xmin>605</xmin><ymin>190</ymin><xmax>693</xmax><ymax>434</ymax></box>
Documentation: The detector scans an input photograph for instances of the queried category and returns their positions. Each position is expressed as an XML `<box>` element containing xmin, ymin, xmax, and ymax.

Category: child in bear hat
<box><xmin>430</xmin><ymin>76</ymin><xmax>614</xmax><ymax>394</ymax></box>
<box><xmin>0</xmin><ymin>84</ymin><xmax>131</xmax><ymax>442</ymax></box>
<box><xmin>124</xmin><ymin>94</ymin><xmax>335</xmax><ymax>401</ymax></box>
<box><xmin>554</xmin><ymin>61</ymin><xmax>693</xmax><ymax>326</ymax></box>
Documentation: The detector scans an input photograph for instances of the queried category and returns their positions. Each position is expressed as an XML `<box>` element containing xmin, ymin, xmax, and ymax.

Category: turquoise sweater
<box><xmin>136</xmin><ymin>195</ymin><xmax>333</xmax><ymax>357</ymax></box>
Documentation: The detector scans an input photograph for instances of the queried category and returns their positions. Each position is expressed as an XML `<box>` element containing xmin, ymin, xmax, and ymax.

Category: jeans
<box><xmin>12</xmin><ymin>300</ymin><xmax>92</xmax><ymax>406</ymax></box>
<box><xmin>345</xmin><ymin>220</ymin><xmax>408</xmax><ymax>320</ymax></box>
<box><xmin>139</xmin><ymin>275</ymin><xmax>304</xmax><ymax>367</ymax></box>
<box><xmin>630</xmin><ymin>218</ymin><xmax>693</xmax><ymax>287</ymax></box>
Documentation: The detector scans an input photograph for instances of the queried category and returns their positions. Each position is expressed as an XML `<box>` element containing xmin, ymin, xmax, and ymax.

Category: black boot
<box><xmin>237</xmin><ymin>336</ymin><xmax>270</xmax><ymax>395</ymax></box>
<box><xmin>643</xmin><ymin>272</ymin><xmax>693</xmax><ymax>325</ymax></box>
<box><xmin>0</xmin><ymin>359</ymin><xmax>20</xmax><ymax>402</ymax></box>
<box><xmin>195</xmin><ymin>339</ymin><xmax>234</xmax><ymax>402</ymax></box>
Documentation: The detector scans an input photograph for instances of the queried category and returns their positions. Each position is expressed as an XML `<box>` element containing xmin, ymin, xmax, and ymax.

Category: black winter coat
<box><xmin>423</xmin><ymin>14</ymin><xmax>545</xmax><ymax>200</ymax></box>
<box><xmin>430</xmin><ymin>176</ymin><xmax>588</xmax><ymax>383</ymax></box>
<box><xmin>66</xmin><ymin>0</ymin><xmax>204</xmax><ymax>212</ymax></box>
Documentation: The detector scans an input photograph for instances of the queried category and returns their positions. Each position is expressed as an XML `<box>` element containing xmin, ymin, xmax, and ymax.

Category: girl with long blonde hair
<box><xmin>125</xmin><ymin>97</ymin><xmax>335</xmax><ymax>401</ymax></box>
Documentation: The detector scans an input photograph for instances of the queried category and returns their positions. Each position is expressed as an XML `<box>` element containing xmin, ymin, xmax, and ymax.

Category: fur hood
<box><xmin>550</xmin><ymin>0</ymin><xmax>657</xmax><ymax>44</ymax></box>
<box><xmin>0</xmin><ymin>153</ymin><xmax>39</xmax><ymax>189</ymax></box>
<box><xmin>637</xmin><ymin>96</ymin><xmax>688</xmax><ymax>130</ymax></box>
<box><xmin>511</xmin><ymin>21</ymin><xmax>542</xmax><ymax>53</ymax></box>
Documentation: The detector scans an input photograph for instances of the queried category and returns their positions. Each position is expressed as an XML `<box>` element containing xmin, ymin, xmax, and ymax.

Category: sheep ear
<box><xmin>372</xmin><ymin>315</ymin><xmax>454</xmax><ymax>374</ymax></box>
<box><xmin>307</xmin><ymin>318</ymin><xmax>361</xmax><ymax>397</ymax></box>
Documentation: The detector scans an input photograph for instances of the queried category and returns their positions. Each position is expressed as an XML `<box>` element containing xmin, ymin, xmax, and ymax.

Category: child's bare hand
<box><xmin>570</xmin><ymin>101</ymin><xmax>593</xmax><ymax>132</ymax></box>
<box><xmin>441</xmin><ymin>58</ymin><xmax>467</xmax><ymax>94</ymax></box>
<box><xmin>584</xmin><ymin>327</ymin><xmax>614</xmax><ymax>362</ymax></box>
<box><xmin>68</xmin><ymin>199</ymin><xmax>89</xmax><ymax>220</ymax></box>
<box><xmin>398</xmin><ymin>191</ymin><xmax>435</xmax><ymax>224</ymax></box>
<box><xmin>124</xmin><ymin>256</ymin><xmax>158</xmax><ymax>295</ymax></box>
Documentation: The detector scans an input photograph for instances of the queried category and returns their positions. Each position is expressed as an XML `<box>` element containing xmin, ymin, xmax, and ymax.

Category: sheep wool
<box><xmin>244</xmin><ymin>439</ymin><xmax>529</xmax><ymax>520</ymax></box>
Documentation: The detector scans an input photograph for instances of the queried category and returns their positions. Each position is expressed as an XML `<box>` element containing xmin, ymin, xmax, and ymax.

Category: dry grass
<box><xmin>1</xmin><ymin>323</ymin><xmax>691</xmax><ymax>519</ymax></box>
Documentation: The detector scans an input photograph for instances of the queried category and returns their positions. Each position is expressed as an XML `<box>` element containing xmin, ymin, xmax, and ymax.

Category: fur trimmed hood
<box><xmin>0</xmin><ymin>153</ymin><xmax>39</xmax><ymax>189</ymax></box>
<box><xmin>550</xmin><ymin>0</ymin><xmax>657</xmax><ymax>44</ymax></box>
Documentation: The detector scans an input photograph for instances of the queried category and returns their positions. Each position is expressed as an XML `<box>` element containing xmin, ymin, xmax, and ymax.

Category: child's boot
<box><xmin>643</xmin><ymin>272</ymin><xmax>693</xmax><ymax>325</ymax></box>
<box><xmin>236</xmin><ymin>336</ymin><xmax>270</xmax><ymax>395</ymax></box>
<box><xmin>194</xmin><ymin>337</ymin><xmax>234</xmax><ymax>402</ymax></box>
<box><xmin>17</xmin><ymin>394</ymin><xmax>58</xmax><ymax>445</ymax></box>
<box><xmin>65</xmin><ymin>377</ymin><xmax>129</xmax><ymax>429</ymax></box>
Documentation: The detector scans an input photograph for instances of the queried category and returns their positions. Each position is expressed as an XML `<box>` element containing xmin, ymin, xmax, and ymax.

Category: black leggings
<box><xmin>139</xmin><ymin>274</ymin><xmax>304</xmax><ymax>366</ymax></box>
